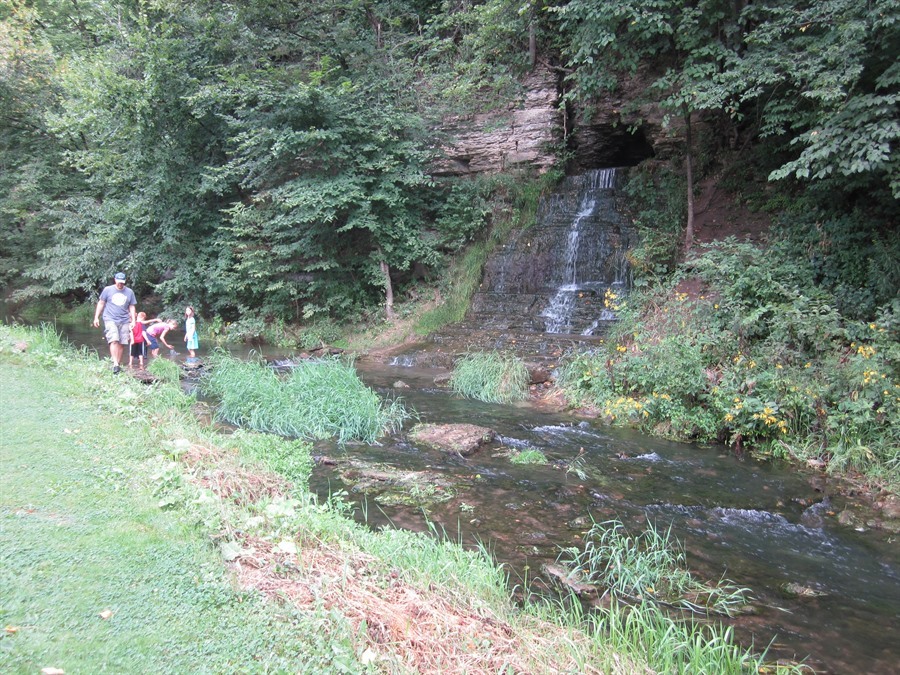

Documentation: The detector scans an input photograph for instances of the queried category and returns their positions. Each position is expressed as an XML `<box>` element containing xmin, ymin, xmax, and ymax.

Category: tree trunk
<box><xmin>528</xmin><ymin>19</ymin><xmax>537</xmax><ymax>69</ymax></box>
<box><xmin>684</xmin><ymin>110</ymin><xmax>695</xmax><ymax>253</ymax></box>
<box><xmin>380</xmin><ymin>260</ymin><xmax>395</xmax><ymax>320</ymax></box>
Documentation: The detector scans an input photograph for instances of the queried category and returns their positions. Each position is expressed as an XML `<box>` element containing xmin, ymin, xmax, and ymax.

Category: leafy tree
<box><xmin>551</xmin><ymin>0</ymin><xmax>743</xmax><ymax>252</ymax></box>
<box><xmin>203</xmin><ymin>76</ymin><xmax>437</xmax><ymax>321</ymax></box>
<box><xmin>20</xmin><ymin>2</ymin><xmax>228</xmax><ymax>305</ymax></box>
<box><xmin>732</xmin><ymin>0</ymin><xmax>900</xmax><ymax>198</ymax></box>
<box><xmin>0</xmin><ymin>3</ymin><xmax>67</xmax><ymax>294</ymax></box>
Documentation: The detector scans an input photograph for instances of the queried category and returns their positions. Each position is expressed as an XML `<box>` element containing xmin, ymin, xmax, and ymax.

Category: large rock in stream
<box><xmin>409</xmin><ymin>423</ymin><xmax>496</xmax><ymax>457</ymax></box>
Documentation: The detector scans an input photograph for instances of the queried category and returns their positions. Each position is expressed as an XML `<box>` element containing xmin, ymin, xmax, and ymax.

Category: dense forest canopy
<box><xmin>0</xmin><ymin>0</ymin><xmax>897</xmax><ymax>323</ymax></box>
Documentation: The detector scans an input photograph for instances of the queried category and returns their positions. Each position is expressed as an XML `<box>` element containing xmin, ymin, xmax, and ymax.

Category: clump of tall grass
<box><xmin>147</xmin><ymin>357</ymin><xmax>182</xmax><ymax>384</ymax></box>
<box><xmin>590</xmin><ymin>600</ymin><xmax>775</xmax><ymax>674</ymax></box>
<box><xmin>450</xmin><ymin>351</ymin><xmax>529</xmax><ymax>404</ymax></box>
<box><xmin>510</xmin><ymin>447</ymin><xmax>549</xmax><ymax>465</ymax></box>
<box><xmin>201</xmin><ymin>352</ymin><xmax>412</xmax><ymax>443</ymax></box>
<box><xmin>560</xmin><ymin>519</ymin><xmax>749</xmax><ymax>616</ymax></box>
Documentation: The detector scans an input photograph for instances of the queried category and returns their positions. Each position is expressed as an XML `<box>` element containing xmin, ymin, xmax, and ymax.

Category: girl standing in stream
<box><xmin>184</xmin><ymin>306</ymin><xmax>198</xmax><ymax>358</ymax></box>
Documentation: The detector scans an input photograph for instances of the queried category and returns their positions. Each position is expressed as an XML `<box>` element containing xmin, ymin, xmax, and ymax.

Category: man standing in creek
<box><xmin>93</xmin><ymin>272</ymin><xmax>137</xmax><ymax>374</ymax></box>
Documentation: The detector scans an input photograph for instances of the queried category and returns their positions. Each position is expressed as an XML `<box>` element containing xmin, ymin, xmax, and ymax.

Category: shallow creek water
<box><xmin>21</xmin><ymin>324</ymin><xmax>900</xmax><ymax>674</ymax></box>
<box><xmin>329</xmin><ymin>363</ymin><xmax>899</xmax><ymax>675</ymax></box>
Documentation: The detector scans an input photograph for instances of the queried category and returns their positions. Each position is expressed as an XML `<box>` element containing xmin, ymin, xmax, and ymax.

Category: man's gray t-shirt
<box><xmin>99</xmin><ymin>284</ymin><xmax>137</xmax><ymax>324</ymax></box>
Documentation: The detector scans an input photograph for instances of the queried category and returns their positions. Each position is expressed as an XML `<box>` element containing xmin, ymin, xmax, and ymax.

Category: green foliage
<box><xmin>147</xmin><ymin>356</ymin><xmax>182</xmax><ymax>385</ymax></box>
<box><xmin>431</xmin><ymin>176</ymin><xmax>493</xmax><ymax>249</ymax></box>
<box><xmin>558</xmin><ymin>239</ymin><xmax>900</xmax><ymax>487</ymax></box>
<box><xmin>770</xmin><ymin>195</ymin><xmax>900</xmax><ymax>319</ymax></box>
<box><xmin>509</xmin><ymin>447</ymin><xmax>549</xmax><ymax>465</ymax></box>
<box><xmin>560</xmin><ymin>519</ymin><xmax>749</xmax><ymax>616</ymax></box>
<box><xmin>202</xmin><ymin>352</ymin><xmax>412</xmax><ymax>443</ymax></box>
<box><xmin>230</xmin><ymin>429</ymin><xmax>314</xmax><ymax>492</ymax></box>
<box><xmin>622</xmin><ymin>164</ymin><xmax>686</xmax><ymax>284</ymax></box>
<box><xmin>450</xmin><ymin>351</ymin><xmax>529</xmax><ymax>404</ymax></box>
<box><xmin>297</xmin><ymin>319</ymin><xmax>345</xmax><ymax>351</ymax></box>
<box><xmin>733</xmin><ymin>0</ymin><xmax>900</xmax><ymax>197</ymax></box>
<box><xmin>590</xmin><ymin>601</ymin><xmax>777</xmax><ymax>675</ymax></box>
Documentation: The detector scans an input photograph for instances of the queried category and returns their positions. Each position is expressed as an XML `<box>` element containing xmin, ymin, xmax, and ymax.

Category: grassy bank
<box><xmin>1</xmin><ymin>324</ymin><xmax>798</xmax><ymax>673</ymax></box>
<box><xmin>0</xmin><ymin>331</ymin><xmax>346</xmax><ymax>672</ymax></box>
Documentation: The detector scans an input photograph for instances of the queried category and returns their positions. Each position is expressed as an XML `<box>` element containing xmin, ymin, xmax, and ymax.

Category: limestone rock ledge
<box><xmin>431</xmin><ymin>66</ymin><xmax>561</xmax><ymax>176</ymax></box>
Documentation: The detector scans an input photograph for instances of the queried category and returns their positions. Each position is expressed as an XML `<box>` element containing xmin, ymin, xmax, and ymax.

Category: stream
<box><xmin>341</xmin><ymin>363</ymin><xmax>900</xmax><ymax>675</ymax></box>
<box><xmin>17</xmin><ymin>322</ymin><xmax>900</xmax><ymax>674</ymax></box>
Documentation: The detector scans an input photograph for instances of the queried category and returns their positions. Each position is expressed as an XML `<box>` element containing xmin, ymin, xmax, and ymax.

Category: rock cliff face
<box><xmin>430</xmin><ymin>66</ymin><xmax>562</xmax><ymax>176</ymax></box>
<box><xmin>431</xmin><ymin>65</ymin><xmax>663</xmax><ymax>177</ymax></box>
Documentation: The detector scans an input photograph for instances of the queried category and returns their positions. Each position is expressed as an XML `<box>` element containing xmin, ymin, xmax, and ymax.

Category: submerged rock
<box><xmin>781</xmin><ymin>582</ymin><xmax>827</xmax><ymax>599</ymax></box>
<box><xmin>409</xmin><ymin>423</ymin><xmax>496</xmax><ymax>457</ymax></box>
<box><xmin>541</xmin><ymin>563</ymin><xmax>597</xmax><ymax>596</ymax></box>
<box><xmin>337</xmin><ymin>460</ymin><xmax>458</xmax><ymax>508</ymax></box>
<box><xmin>433</xmin><ymin>372</ymin><xmax>452</xmax><ymax>386</ymax></box>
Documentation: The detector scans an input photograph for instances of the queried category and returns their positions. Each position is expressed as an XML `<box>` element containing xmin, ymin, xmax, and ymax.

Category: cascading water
<box><xmin>540</xmin><ymin>197</ymin><xmax>597</xmax><ymax>333</ymax></box>
<box><xmin>465</xmin><ymin>167</ymin><xmax>633</xmax><ymax>337</ymax></box>
<box><xmin>539</xmin><ymin>168</ymin><xmax>628</xmax><ymax>333</ymax></box>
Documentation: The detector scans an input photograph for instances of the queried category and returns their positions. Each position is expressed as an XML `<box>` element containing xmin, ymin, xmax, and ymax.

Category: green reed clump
<box><xmin>201</xmin><ymin>352</ymin><xmax>411</xmax><ymax>443</ymax></box>
<box><xmin>450</xmin><ymin>351</ymin><xmax>529</xmax><ymax>404</ymax></box>
<box><xmin>560</xmin><ymin>519</ymin><xmax>749</xmax><ymax>616</ymax></box>
<box><xmin>510</xmin><ymin>447</ymin><xmax>549</xmax><ymax>465</ymax></box>
<box><xmin>147</xmin><ymin>357</ymin><xmax>182</xmax><ymax>384</ymax></box>
<box><xmin>591</xmin><ymin>601</ymin><xmax>772</xmax><ymax>675</ymax></box>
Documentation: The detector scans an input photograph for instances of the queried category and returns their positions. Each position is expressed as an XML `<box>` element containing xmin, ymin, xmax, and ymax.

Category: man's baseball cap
<box><xmin>114</xmin><ymin>272</ymin><xmax>126</xmax><ymax>282</ymax></box>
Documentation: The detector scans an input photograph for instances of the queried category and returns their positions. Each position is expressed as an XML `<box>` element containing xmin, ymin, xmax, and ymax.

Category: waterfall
<box><xmin>540</xmin><ymin>196</ymin><xmax>597</xmax><ymax>332</ymax></box>
<box><xmin>464</xmin><ymin>167</ymin><xmax>633</xmax><ymax>335</ymax></box>
<box><xmin>540</xmin><ymin>168</ymin><xmax>622</xmax><ymax>334</ymax></box>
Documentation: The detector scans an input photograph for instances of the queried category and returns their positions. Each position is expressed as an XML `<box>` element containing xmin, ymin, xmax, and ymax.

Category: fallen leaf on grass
<box><xmin>5</xmin><ymin>625</ymin><xmax>19</xmax><ymax>634</ymax></box>
<box><xmin>41</xmin><ymin>668</ymin><xmax>65</xmax><ymax>675</ymax></box>
<box><xmin>99</xmin><ymin>609</ymin><xmax>114</xmax><ymax>620</ymax></box>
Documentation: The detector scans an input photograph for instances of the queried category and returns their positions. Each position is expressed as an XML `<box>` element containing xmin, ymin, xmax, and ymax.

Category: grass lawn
<box><xmin>0</xmin><ymin>361</ymin><xmax>323</xmax><ymax>674</ymax></box>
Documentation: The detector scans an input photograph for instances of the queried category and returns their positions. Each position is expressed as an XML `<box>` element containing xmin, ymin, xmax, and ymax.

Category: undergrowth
<box><xmin>559</xmin><ymin>238</ymin><xmax>900</xmax><ymax>490</ymax></box>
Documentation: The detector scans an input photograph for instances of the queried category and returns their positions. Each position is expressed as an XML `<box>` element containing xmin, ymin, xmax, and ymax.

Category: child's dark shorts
<box><xmin>146</xmin><ymin>336</ymin><xmax>159</xmax><ymax>351</ymax></box>
<box><xmin>131</xmin><ymin>342</ymin><xmax>146</xmax><ymax>358</ymax></box>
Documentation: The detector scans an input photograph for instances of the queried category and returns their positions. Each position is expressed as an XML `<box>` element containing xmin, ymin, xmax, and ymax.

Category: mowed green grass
<box><xmin>0</xmin><ymin>362</ymin><xmax>312</xmax><ymax>674</ymax></box>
